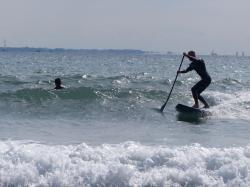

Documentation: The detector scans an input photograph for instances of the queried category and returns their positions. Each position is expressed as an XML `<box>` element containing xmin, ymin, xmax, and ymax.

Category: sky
<box><xmin>0</xmin><ymin>0</ymin><xmax>249</xmax><ymax>55</ymax></box>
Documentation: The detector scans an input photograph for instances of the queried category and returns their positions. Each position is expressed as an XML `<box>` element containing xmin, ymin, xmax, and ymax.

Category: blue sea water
<box><xmin>0</xmin><ymin>50</ymin><xmax>249</xmax><ymax>186</ymax></box>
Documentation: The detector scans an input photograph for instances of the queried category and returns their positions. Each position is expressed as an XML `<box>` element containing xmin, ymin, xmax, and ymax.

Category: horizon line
<box><xmin>0</xmin><ymin>46</ymin><xmax>248</xmax><ymax>57</ymax></box>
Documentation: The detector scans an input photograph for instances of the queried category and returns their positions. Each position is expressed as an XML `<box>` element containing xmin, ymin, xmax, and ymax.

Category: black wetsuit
<box><xmin>186</xmin><ymin>58</ymin><xmax>211</xmax><ymax>103</ymax></box>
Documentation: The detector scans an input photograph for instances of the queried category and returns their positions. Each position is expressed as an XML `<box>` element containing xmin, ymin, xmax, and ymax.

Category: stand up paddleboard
<box><xmin>176</xmin><ymin>104</ymin><xmax>211</xmax><ymax>118</ymax></box>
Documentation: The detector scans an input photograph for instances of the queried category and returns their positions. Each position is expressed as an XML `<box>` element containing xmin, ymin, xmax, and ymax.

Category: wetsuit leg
<box><xmin>196</xmin><ymin>80</ymin><xmax>211</xmax><ymax>107</ymax></box>
<box><xmin>198</xmin><ymin>95</ymin><xmax>209</xmax><ymax>108</ymax></box>
<box><xmin>191</xmin><ymin>79</ymin><xmax>211</xmax><ymax>107</ymax></box>
<box><xmin>191</xmin><ymin>81</ymin><xmax>202</xmax><ymax>106</ymax></box>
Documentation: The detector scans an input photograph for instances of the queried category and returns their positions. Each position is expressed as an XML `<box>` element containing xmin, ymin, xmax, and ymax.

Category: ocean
<box><xmin>0</xmin><ymin>50</ymin><xmax>249</xmax><ymax>186</ymax></box>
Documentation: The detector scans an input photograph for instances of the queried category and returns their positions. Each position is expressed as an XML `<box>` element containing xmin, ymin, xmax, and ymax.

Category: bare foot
<box><xmin>192</xmin><ymin>104</ymin><xmax>199</xmax><ymax>108</ymax></box>
<box><xmin>203</xmin><ymin>105</ymin><xmax>209</xmax><ymax>109</ymax></box>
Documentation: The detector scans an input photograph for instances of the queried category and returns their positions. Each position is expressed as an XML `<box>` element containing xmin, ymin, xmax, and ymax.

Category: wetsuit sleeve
<box><xmin>185</xmin><ymin>63</ymin><xmax>194</xmax><ymax>72</ymax></box>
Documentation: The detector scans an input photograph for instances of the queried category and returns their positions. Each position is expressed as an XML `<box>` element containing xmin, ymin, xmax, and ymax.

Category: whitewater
<box><xmin>0</xmin><ymin>50</ymin><xmax>249</xmax><ymax>186</ymax></box>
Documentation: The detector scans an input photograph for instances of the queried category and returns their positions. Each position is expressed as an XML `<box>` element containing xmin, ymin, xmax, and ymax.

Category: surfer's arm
<box><xmin>177</xmin><ymin>70</ymin><xmax>188</xmax><ymax>74</ymax></box>
<box><xmin>177</xmin><ymin>64</ymin><xmax>193</xmax><ymax>74</ymax></box>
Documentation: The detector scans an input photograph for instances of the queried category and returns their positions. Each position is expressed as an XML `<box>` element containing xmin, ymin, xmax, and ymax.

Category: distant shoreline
<box><xmin>0</xmin><ymin>47</ymin><xmax>146</xmax><ymax>54</ymax></box>
<box><xmin>0</xmin><ymin>47</ymin><xmax>248</xmax><ymax>57</ymax></box>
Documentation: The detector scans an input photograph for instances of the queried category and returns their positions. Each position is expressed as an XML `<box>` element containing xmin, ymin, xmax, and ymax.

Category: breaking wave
<box><xmin>0</xmin><ymin>140</ymin><xmax>249</xmax><ymax>187</ymax></box>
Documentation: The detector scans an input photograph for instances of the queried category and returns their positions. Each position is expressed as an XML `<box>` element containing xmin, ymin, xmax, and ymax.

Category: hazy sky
<box><xmin>0</xmin><ymin>0</ymin><xmax>249</xmax><ymax>54</ymax></box>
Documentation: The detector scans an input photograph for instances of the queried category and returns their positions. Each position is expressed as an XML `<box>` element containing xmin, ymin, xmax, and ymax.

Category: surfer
<box><xmin>54</xmin><ymin>78</ymin><xmax>64</xmax><ymax>89</ymax></box>
<box><xmin>177</xmin><ymin>51</ymin><xmax>211</xmax><ymax>108</ymax></box>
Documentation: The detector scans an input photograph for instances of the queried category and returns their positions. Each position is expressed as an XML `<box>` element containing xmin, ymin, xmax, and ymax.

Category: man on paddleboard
<box><xmin>177</xmin><ymin>51</ymin><xmax>211</xmax><ymax>108</ymax></box>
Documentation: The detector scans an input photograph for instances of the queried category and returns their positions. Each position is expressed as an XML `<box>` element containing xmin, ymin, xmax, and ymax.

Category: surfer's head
<box><xmin>188</xmin><ymin>51</ymin><xmax>196</xmax><ymax>57</ymax></box>
<box><xmin>54</xmin><ymin>78</ymin><xmax>62</xmax><ymax>89</ymax></box>
<box><xmin>55</xmin><ymin>78</ymin><xmax>61</xmax><ymax>85</ymax></box>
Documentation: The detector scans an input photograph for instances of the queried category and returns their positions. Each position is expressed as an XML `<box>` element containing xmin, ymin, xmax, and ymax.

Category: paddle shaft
<box><xmin>160</xmin><ymin>55</ymin><xmax>185</xmax><ymax>112</ymax></box>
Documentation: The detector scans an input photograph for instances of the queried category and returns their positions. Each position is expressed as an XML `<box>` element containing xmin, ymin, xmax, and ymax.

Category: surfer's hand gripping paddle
<box><xmin>160</xmin><ymin>55</ymin><xmax>185</xmax><ymax>112</ymax></box>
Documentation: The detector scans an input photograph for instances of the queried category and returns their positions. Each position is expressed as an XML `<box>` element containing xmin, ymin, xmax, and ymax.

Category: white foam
<box><xmin>206</xmin><ymin>91</ymin><xmax>250</xmax><ymax>120</ymax></box>
<box><xmin>0</xmin><ymin>140</ymin><xmax>249</xmax><ymax>186</ymax></box>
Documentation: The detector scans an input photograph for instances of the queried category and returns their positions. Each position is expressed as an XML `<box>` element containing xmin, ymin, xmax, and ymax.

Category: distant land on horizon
<box><xmin>0</xmin><ymin>47</ymin><xmax>248</xmax><ymax>57</ymax></box>
<box><xmin>0</xmin><ymin>47</ymin><xmax>148</xmax><ymax>54</ymax></box>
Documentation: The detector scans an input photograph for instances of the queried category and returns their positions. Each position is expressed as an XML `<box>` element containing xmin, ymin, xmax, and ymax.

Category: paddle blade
<box><xmin>160</xmin><ymin>103</ymin><xmax>166</xmax><ymax>112</ymax></box>
<box><xmin>151</xmin><ymin>107</ymin><xmax>165</xmax><ymax>116</ymax></box>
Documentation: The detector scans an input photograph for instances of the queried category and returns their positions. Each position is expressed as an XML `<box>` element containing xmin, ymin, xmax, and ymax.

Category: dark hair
<box><xmin>188</xmin><ymin>51</ymin><xmax>196</xmax><ymax>57</ymax></box>
<box><xmin>55</xmin><ymin>78</ymin><xmax>61</xmax><ymax>85</ymax></box>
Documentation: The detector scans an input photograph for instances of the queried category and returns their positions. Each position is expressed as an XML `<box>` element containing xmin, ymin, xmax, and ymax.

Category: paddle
<box><xmin>160</xmin><ymin>55</ymin><xmax>185</xmax><ymax>112</ymax></box>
